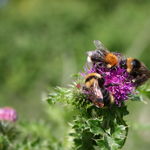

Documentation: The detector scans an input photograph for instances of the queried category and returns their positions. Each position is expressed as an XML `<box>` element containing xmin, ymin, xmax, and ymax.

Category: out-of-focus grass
<box><xmin>0</xmin><ymin>0</ymin><xmax>150</xmax><ymax>149</ymax></box>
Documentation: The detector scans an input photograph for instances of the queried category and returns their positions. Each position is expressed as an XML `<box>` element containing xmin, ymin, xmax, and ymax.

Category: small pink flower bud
<box><xmin>0</xmin><ymin>107</ymin><xmax>17</xmax><ymax>122</ymax></box>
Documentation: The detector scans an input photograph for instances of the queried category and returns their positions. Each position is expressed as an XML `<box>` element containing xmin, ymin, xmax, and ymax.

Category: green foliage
<box><xmin>137</xmin><ymin>83</ymin><xmax>150</xmax><ymax>99</ymax></box>
<box><xmin>47</xmin><ymin>82</ymin><xmax>130</xmax><ymax>150</ymax></box>
<box><xmin>0</xmin><ymin>121</ymin><xmax>51</xmax><ymax>150</ymax></box>
<box><xmin>70</xmin><ymin>106</ymin><xmax>129</xmax><ymax>150</ymax></box>
<box><xmin>0</xmin><ymin>122</ymin><xmax>18</xmax><ymax>150</ymax></box>
<box><xmin>47</xmin><ymin>87</ymin><xmax>73</xmax><ymax>105</ymax></box>
<box><xmin>129</xmin><ymin>83</ymin><xmax>150</xmax><ymax>103</ymax></box>
<box><xmin>0</xmin><ymin>120</ymin><xmax>67</xmax><ymax>150</ymax></box>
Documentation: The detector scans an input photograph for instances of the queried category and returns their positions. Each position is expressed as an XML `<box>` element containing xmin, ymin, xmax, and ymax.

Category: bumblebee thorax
<box><xmin>105</xmin><ymin>53</ymin><xmax>118</xmax><ymax>68</ymax></box>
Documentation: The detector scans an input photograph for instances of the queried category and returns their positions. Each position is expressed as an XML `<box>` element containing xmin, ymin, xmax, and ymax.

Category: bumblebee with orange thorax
<box><xmin>84</xmin><ymin>73</ymin><xmax>114</xmax><ymax>108</ymax></box>
<box><xmin>87</xmin><ymin>40</ymin><xmax>120</xmax><ymax>68</ymax></box>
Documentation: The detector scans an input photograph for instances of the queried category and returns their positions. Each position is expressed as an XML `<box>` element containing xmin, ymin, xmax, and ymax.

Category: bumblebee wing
<box><xmin>93</xmin><ymin>40</ymin><xmax>109</xmax><ymax>52</ymax></box>
<box><xmin>93</xmin><ymin>82</ymin><xmax>105</xmax><ymax>108</ymax></box>
<box><xmin>93</xmin><ymin>81</ymin><xmax>103</xmax><ymax>100</ymax></box>
<box><xmin>141</xmin><ymin>63</ymin><xmax>150</xmax><ymax>75</ymax></box>
<box><xmin>134</xmin><ymin>63</ymin><xmax>150</xmax><ymax>86</ymax></box>
<box><xmin>87</xmin><ymin>41</ymin><xmax>110</xmax><ymax>65</ymax></box>
<box><xmin>136</xmin><ymin>62</ymin><xmax>150</xmax><ymax>80</ymax></box>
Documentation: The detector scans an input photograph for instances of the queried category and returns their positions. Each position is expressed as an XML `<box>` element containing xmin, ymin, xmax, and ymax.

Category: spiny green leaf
<box><xmin>96</xmin><ymin>137</ymin><xmax>111</xmax><ymax>150</ymax></box>
<box><xmin>128</xmin><ymin>94</ymin><xmax>143</xmax><ymax>101</ymax></box>
<box><xmin>47</xmin><ymin>87</ymin><xmax>73</xmax><ymax>104</ymax></box>
<box><xmin>87</xmin><ymin>119</ymin><xmax>104</xmax><ymax>135</ymax></box>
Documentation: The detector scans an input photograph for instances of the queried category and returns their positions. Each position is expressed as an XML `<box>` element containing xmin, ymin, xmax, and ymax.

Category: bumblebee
<box><xmin>120</xmin><ymin>58</ymin><xmax>150</xmax><ymax>86</ymax></box>
<box><xmin>84</xmin><ymin>73</ymin><xmax>114</xmax><ymax>108</ymax></box>
<box><xmin>87</xmin><ymin>40</ymin><xmax>120</xmax><ymax>68</ymax></box>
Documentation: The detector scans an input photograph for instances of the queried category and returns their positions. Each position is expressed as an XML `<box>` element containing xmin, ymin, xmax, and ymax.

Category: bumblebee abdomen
<box><xmin>85</xmin><ymin>73</ymin><xmax>102</xmax><ymax>88</ymax></box>
<box><xmin>85</xmin><ymin>73</ymin><xmax>102</xmax><ymax>81</ymax></box>
<box><xmin>85</xmin><ymin>78</ymin><xmax>96</xmax><ymax>88</ymax></box>
<box><xmin>102</xmin><ymin>88</ymin><xmax>114</xmax><ymax>106</ymax></box>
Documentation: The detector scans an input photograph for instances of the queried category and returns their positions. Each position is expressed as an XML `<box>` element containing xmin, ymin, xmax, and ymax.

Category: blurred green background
<box><xmin>0</xmin><ymin>0</ymin><xmax>150</xmax><ymax>149</ymax></box>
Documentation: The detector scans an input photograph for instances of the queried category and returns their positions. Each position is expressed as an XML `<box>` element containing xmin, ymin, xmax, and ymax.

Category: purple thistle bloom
<box><xmin>82</xmin><ymin>40</ymin><xmax>149</xmax><ymax>107</ymax></box>
<box><xmin>0</xmin><ymin>107</ymin><xmax>17</xmax><ymax>122</ymax></box>
<box><xmin>85</xmin><ymin>63</ymin><xmax>135</xmax><ymax>105</ymax></box>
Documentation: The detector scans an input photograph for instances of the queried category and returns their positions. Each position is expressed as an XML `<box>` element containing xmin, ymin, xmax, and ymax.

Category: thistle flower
<box><xmin>0</xmin><ymin>107</ymin><xmax>17</xmax><ymax>122</ymax></box>
<box><xmin>84</xmin><ymin>63</ymin><xmax>135</xmax><ymax>105</ymax></box>
<box><xmin>82</xmin><ymin>40</ymin><xmax>150</xmax><ymax>106</ymax></box>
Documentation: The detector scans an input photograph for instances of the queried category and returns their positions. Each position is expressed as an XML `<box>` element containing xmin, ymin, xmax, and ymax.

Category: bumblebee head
<box><xmin>95</xmin><ymin>98</ymin><xmax>104</xmax><ymax>108</ymax></box>
<box><xmin>87</xmin><ymin>50</ymin><xmax>107</xmax><ymax>63</ymax></box>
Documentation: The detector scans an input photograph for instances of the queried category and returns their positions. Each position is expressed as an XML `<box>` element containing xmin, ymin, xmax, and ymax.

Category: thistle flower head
<box><xmin>0</xmin><ymin>107</ymin><xmax>17</xmax><ymax>122</ymax></box>
<box><xmin>81</xmin><ymin>40</ymin><xmax>150</xmax><ymax>107</ymax></box>
<box><xmin>85</xmin><ymin>61</ymin><xmax>135</xmax><ymax>105</ymax></box>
